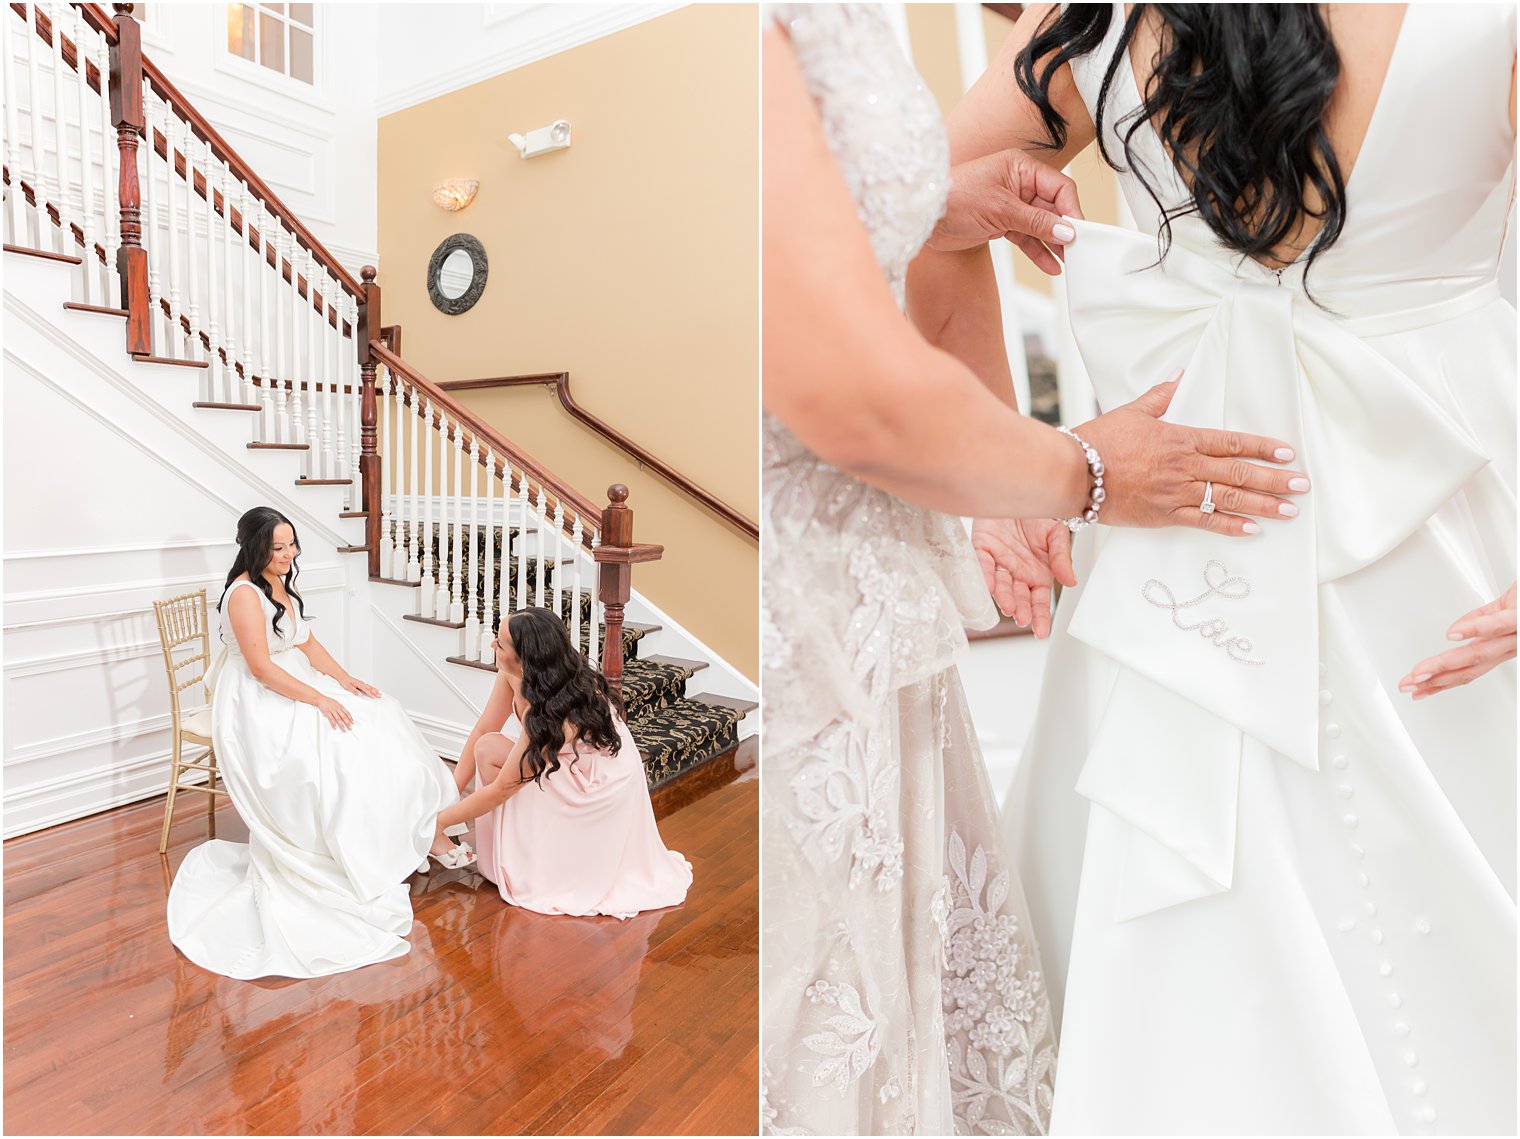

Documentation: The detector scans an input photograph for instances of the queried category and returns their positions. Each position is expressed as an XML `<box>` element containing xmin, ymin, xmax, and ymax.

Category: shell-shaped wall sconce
<box><xmin>431</xmin><ymin>179</ymin><xmax>480</xmax><ymax>212</ymax></box>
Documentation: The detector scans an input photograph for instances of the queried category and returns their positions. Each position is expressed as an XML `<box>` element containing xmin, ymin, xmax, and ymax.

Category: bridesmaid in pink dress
<box><xmin>436</xmin><ymin>607</ymin><xmax>692</xmax><ymax>918</ymax></box>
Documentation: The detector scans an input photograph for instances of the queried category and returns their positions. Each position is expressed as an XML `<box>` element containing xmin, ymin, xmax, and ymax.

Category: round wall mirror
<box><xmin>427</xmin><ymin>233</ymin><xmax>488</xmax><ymax>314</ymax></box>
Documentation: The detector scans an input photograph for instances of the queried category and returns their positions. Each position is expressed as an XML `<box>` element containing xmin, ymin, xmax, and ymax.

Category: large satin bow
<box><xmin>1058</xmin><ymin>218</ymin><xmax>1490</xmax><ymax>921</ymax></box>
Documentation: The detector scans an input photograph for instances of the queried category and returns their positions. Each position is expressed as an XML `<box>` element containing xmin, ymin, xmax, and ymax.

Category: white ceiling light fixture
<box><xmin>507</xmin><ymin>119</ymin><xmax>572</xmax><ymax>159</ymax></box>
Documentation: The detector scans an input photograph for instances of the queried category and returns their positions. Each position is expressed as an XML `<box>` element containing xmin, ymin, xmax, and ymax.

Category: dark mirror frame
<box><xmin>427</xmin><ymin>233</ymin><xmax>488</xmax><ymax>315</ymax></box>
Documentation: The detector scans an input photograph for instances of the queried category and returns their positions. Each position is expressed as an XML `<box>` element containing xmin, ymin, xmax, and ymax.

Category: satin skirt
<box><xmin>167</xmin><ymin>650</ymin><xmax>457</xmax><ymax>979</ymax></box>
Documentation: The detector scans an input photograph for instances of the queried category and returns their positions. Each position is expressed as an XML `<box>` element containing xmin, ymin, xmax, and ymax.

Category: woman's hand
<box><xmin>1399</xmin><ymin>583</ymin><xmax>1517</xmax><ymax>699</ymax></box>
<box><xmin>925</xmin><ymin>148</ymin><xmax>1084</xmax><ymax>274</ymax></box>
<box><xmin>339</xmin><ymin>675</ymin><xmax>381</xmax><ymax>699</ymax></box>
<box><xmin>315</xmin><ymin>695</ymin><xmax>354</xmax><ymax>732</ymax></box>
<box><xmin>1077</xmin><ymin>372</ymin><xmax>1311</xmax><ymax>536</ymax></box>
<box><xmin>972</xmin><ymin>518</ymin><xmax>1075</xmax><ymax>638</ymax></box>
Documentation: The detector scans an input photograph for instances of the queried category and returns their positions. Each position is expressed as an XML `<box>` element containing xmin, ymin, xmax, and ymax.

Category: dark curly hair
<box><xmin>1016</xmin><ymin>4</ymin><xmax>1347</xmax><ymax>287</ymax></box>
<box><xmin>220</xmin><ymin>506</ymin><xmax>308</xmax><ymax>638</ymax></box>
<box><xmin>509</xmin><ymin>607</ymin><xmax>624</xmax><ymax>787</ymax></box>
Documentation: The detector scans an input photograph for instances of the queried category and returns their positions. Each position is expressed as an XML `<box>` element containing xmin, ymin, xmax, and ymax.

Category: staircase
<box><xmin>1</xmin><ymin>2</ymin><xmax>755</xmax><ymax>836</ymax></box>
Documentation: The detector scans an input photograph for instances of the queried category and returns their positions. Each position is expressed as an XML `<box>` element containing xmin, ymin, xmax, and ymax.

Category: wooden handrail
<box><xmin>370</xmin><ymin>342</ymin><xmax>602</xmax><ymax>526</ymax></box>
<box><xmin>67</xmin><ymin>3</ymin><xmax>365</xmax><ymax>300</ymax></box>
<box><xmin>439</xmin><ymin>373</ymin><xmax>759</xmax><ymax>541</ymax></box>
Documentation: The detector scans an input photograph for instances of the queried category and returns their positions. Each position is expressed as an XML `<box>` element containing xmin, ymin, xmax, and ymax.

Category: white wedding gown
<box><xmin>1003</xmin><ymin>4</ymin><xmax>1517</xmax><ymax>1133</ymax></box>
<box><xmin>168</xmin><ymin>578</ymin><xmax>458</xmax><ymax>979</ymax></box>
<box><xmin>763</xmin><ymin>6</ymin><xmax>1055</xmax><ymax>1135</ymax></box>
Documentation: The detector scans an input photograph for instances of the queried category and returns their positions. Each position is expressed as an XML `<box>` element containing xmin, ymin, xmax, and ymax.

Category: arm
<box><xmin>906</xmin><ymin>4</ymin><xmax>1095</xmax><ymax>404</ymax></box>
<box><xmin>438</xmin><ymin>731</ymin><xmax>531</xmax><ymax>827</ymax></box>
<box><xmin>228</xmin><ymin>588</ymin><xmax>354</xmax><ymax>730</ymax></box>
<box><xmin>452</xmin><ymin>668</ymin><xmax>518</xmax><ymax>793</ymax></box>
<box><xmin>764</xmin><ymin>24</ymin><xmax>1087</xmax><ymax>519</ymax></box>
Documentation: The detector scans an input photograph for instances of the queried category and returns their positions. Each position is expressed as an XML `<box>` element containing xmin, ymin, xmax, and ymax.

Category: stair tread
<box><xmin>337</xmin><ymin>545</ymin><xmax>369</xmax><ymax>554</ymax></box>
<box><xmin>369</xmin><ymin>575</ymin><xmax>418</xmax><ymax>588</ymax></box>
<box><xmin>295</xmin><ymin>478</ymin><xmax>352</xmax><ymax>485</ymax></box>
<box><xmin>248</xmin><ymin>442</ymin><xmax>308</xmax><ymax>450</ymax></box>
<box><xmin>339</xmin><ymin>511</ymin><xmax>368</xmax><ymax>518</ymax></box>
<box><xmin>192</xmin><ymin>401</ymin><xmax>261</xmax><ymax>411</ymax></box>
<box><xmin>62</xmin><ymin>302</ymin><xmax>128</xmax><ymax>317</ymax></box>
<box><xmin>4</xmin><ymin>243</ymin><xmax>81</xmax><ymax>265</ymax></box>
<box><xmin>132</xmin><ymin>354</ymin><xmax>209</xmax><ymax>369</ymax></box>
<box><xmin>689</xmin><ymin>692</ymin><xmax>758</xmax><ymax>716</ymax></box>
<box><xmin>445</xmin><ymin>654</ymin><xmax>494</xmax><ymax>672</ymax></box>
<box><xmin>406</xmin><ymin>613</ymin><xmax>466</xmax><ymax>629</ymax></box>
<box><xmin>638</xmin><ymin>654</ymin><xmax>709</xmax><ymax>672</ymax></box>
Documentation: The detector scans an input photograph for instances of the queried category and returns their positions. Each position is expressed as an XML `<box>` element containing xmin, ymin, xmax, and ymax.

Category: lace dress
<box><xmin>762</xmin><ymin>7</ymin><xmax>1056</xmax><ymax>1134</ymax></box>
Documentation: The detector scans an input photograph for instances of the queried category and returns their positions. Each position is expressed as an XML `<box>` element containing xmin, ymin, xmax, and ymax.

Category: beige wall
<box><xmin>906</xmin><ymin>4</ymin><xmax>1119</xmax><ymax>299</ymax></box>
<box><xmin>377</xmin><ymin>5</ymin><xmax>759</xmax><ymax>681</ymax></box>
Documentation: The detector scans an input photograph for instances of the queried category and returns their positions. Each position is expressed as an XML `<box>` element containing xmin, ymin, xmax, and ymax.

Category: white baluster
<box><xmin>141</xmin><ymin>92</ymin><xmax>166</xmax><ymax>349</ymax></box>
<box><xmin>256</xmin><ymin>204</ymin><xmax>276</xmax><ymax>439</ymax></box>
<box><xmin>451</xmin><ymin>431</ymin><xmax>467</xmax><ymax>623</ymax></box>
<box><xmin>333</xmin><ymin>291</ymin><xmax>350</xmax><ymax>489</ymax></box>
<box><xmin>96</xmin><ymin>30</ymin><xmax>118</xmax><ymax>308</ymax></box>
<box><xmin>162</xmin><ymin>108</ymin><xmax>182</xmax><ymax>350</ymax></box>
<box><xmin>3</xmin><ymin>6</ymin><xmax>22</xmax><ymax>245</ymax></box>
<box><xmin>216</xmin><ymin>155</ymin><xmax>236</xmax><ymax>402</ymax></box>
<box><xmin>569</xmin><ymin>514</ymin><xmax>585</xmax><ymax>655</ymax></box>
<box><xmin>433</xmin><ymin>416</ymin><xmax>452</xmax><ymax>618</ymax></box>
<box><xmin>391</xmin><ymin>368</ymin><xmax>408</xmax><ymax>578</ymax></box>
<box><xmin>21</xmin><ymin>5</ymin><xmax>50</xmax><ymax>248</ymax></box>
<box><xmin>463</xmin><ymin>437</ymin><xmax>480</xmax><ymax>652</ymax></box>
<box><xmin>239</xmin><ymin>184</ymin><xmax>257</xmax><ymax>410</ymax></box>
<box><xmin>419</xmin><ymin>393</ymin><xmax>436</xmax><ymax>617</ymax></box>
<box><xmin>286</xmin><ymin>239</ymin><xmax>304</xmax><ymax>452</ymax></box>
<box><xmin>349</xmin><ymin>294</ymin><xmax>363</xmax><ymax>505</ymax></box>
<box><xmin>202</xmin><ymin>138</ymin><xmax>223</xmax><ymax>396</ymax></box>
<box><xmin>588</xmin><ymin>531</ymin><xmax>602</xmax><ymax>669</ymax></box>
<box><xmin>535</xmin><ymin>487</ymin><xmax>549</xmax><ymax>609</ymax></box>
<box><xmin>304</xmin><ymin>255</ymin><xmax>320</xmax><ymax>465</ymax></box>
<box><xmin>47</xmin><ymin>2</ymin><xmax>69</xmax><ymax>257</ymax></box>
<box><xmin>72</xmin><ymin>7</ymin><xmax>98</xmax><ymax>302</ymax></box>
<box><xmin>406</xmin><ymin>384</ymin><xmax>422</xmax><ymax>584</ymax></box>
<box><xmin>554</xmin><ymin>501</ymin><xmax>568</xmax><ymax>622</ymax></box>
<box><xmin>477</xmin><ymin>452</ymin><xmax>496</xmax><ymax>660</ymax></box>
<box><xmin>318</xmin><ymin>277</ymin><xmax>335</xmax><ymax>478</ymax></box>
<box><xmin>512</xmin><ymin>474</ymin><xmax>528</xmax><ymax>614</ymax></box>
<box><xmin>181</xmin><ymin>122</ymin><xmax>201</xmax><ymax>368</ymax></box>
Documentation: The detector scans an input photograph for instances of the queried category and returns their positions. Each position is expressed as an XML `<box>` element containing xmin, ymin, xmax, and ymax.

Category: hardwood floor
<box><xmin>3</xmin><ymin>777</ymin><xmax>758</xmax><ymax>1135</ymax></box>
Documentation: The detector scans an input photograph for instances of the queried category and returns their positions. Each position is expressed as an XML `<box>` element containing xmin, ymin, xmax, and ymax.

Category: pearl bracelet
<box><xmin>1056</xmin><ymin>425</ymin><xmax>1106</xmax><ymax>532</ymax></box>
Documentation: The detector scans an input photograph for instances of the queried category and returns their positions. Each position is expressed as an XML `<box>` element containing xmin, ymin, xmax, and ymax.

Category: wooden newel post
<box><xmin>357</xmin><ymin>265</ymin><xmax>382</xmax><ymax>577</ymax></box>
<box><xmin>109</xmin><ymin>3</ymin><xmax>150</xmax><ymax>355</ymax></box>
<box><xmin>593</xmin><ymin>484</ymin><xmax>664</xmax><ymax>693</ymax></box>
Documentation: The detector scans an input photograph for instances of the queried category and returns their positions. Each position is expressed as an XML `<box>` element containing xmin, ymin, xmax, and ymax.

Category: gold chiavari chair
<box><xmin>152</xmin><ymin>588</ymin><xmax>225</xmax><ymax>853</ymax></box>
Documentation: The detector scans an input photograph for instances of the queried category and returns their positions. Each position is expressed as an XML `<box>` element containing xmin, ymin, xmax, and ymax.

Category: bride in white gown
<box><xmin>762</xmin><ymin>6</ymin><xmax>1324</xmax><ymax>1133</ymax></box>
<box><xmin>168</xmin><ymin>507</ymin><xmax>462</xmax><ymax>979</ymax></box>
<box><xmin>910</xmin><ymin>3</ymin><xmax>1517</xmax><ymax>1133</ymax></box>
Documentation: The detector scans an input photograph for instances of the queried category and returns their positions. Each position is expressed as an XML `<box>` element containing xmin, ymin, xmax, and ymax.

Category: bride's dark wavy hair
<box><xmin>509</xmin><ymin>607</ymin><xmax>624</xmax><ymax>788</ymax></box>
<box><xmin>1015</xmin><ymin>4</ymin><xmax>1346</xmax><ymax>285</ymax></box>
<box><xmin>219</xmin><ymin>506</ymin><xmax>308</xmax><ymax>638</ymax></box>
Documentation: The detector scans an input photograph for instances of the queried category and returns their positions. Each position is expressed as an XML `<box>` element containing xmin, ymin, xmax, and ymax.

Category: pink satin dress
<box><xmin>474</xmin><ymin>713</ymin><xmax>692</xmax><ymax>919</ymax></box>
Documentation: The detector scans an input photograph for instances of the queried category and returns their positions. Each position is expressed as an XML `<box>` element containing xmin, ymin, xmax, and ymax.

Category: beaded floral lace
<box><xmin>762</xmin><ymin>12</ymin><xmax>1055</xmax><ymax>1131</ymax></box>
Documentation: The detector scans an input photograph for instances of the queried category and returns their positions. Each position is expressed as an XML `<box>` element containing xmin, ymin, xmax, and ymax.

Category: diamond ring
<box><xmin>1200</xmin><ymin>481</ymin><xmax>1217</xmax><ymax>514</ymax></box>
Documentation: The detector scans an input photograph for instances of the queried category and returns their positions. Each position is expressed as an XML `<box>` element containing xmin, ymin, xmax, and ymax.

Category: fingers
<box><xmin>1043</xmin><ymin>525</ymin><xmax>1077</xmax><ymax>589</ymax></box>
<box><xmin>1400</xmin><ymin>635</ymin><xmax>1517</xmax><ymax>695</ymax></box>
<box><xmin>1008</xmin><ymin>233</ymin><xmax>1063</xmax><ymax>276</ymax></box>
<box><xmin>1192</xmin><ymin>426</ymin><xmax>1297</xmax><ymax>464</ymax></box>
<box><xmin>1128</xmin><ymin>377</ymin><xmax>1182</xmax><ymax>418</ymax></box>
<box><xmin>1189</xmin><ymin>480</ymin><xmax>1298</xmax><ymax>522</ymax></box>
<box><xmin>992</xmin><ymin>566</ymin><xmax>1021</xmax><ymax>619</ymax></box>
<box><xmin>1172</xmin><ymin>505</ymin><xmax>1262</xmax><ymax>538</ymax></box>
<box><xmin>1012</xmin><ymin>150</ymin><xmax>1084</xmax><ymax>223</ymax></box>
<box><xmin>1030</xmin><ymin>582</ymin><xmax>1054</xmax><ymax>639</ymax></box>
<box><xmin>1198</xmin><ymin>457</ymin><xmax>1311</xmax><ymax>499</ymax></box>
<box><xmin>1447</xmin><ymin>610</ymin><xmax>1518</xmax><ymax>641</ymax></box>
<box><xmin>324</xmin><ymin>704</ymin><xmax>354</xmax><ymax>731</ymax></box>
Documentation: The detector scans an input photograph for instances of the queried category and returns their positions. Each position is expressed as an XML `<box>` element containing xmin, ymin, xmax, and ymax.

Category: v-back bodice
<box><xmin>1072</xmin><ymin>2</ymin><xmax>1516</xmax><ymax>314</ymax></box>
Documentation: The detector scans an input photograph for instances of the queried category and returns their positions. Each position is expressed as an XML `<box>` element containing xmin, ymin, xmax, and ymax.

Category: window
<box><xmin>226</xmin><ymin>4</ymin><xmax>314</xmax><ymax>86</ymax></box>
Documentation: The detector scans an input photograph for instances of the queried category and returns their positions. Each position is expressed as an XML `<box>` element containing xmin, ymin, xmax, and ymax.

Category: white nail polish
<box><xmin>1288</xmin><ymin>477</ymin><xmax>1311</xmax><ymax>492</ymax></box>
<box><xmin>1274</xmin><ymin>447</ymin><xmax>1295</xmax><ymax>461</ymax></box>
<box><xmin>1447</xmin><ymin>631</ymin><xmax>1464</xmax><ymax>641</ymax></box>
<box><xmin>1242</xmin><ymin>521</ymin><xmax>1261</xmax><ymax>535</ymax></box>
<box><xmin>1278</xmin><ymin>502</ymin><xmax>1299</xmax><ymax>518</ymax></box>
<box><xmin>1053</xmin><ymin>223</ymin><xmax>1076</xmax><ymax>243</ymax></box>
